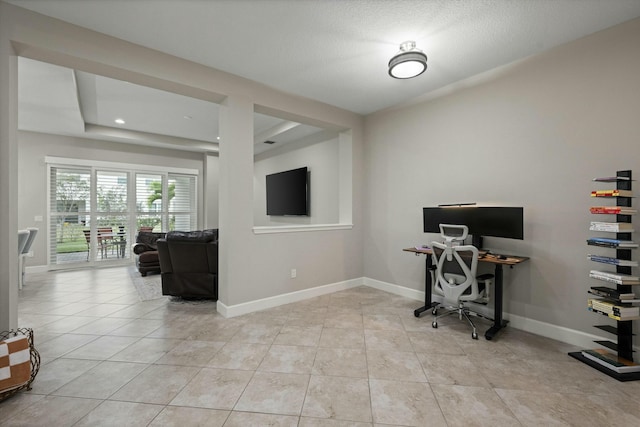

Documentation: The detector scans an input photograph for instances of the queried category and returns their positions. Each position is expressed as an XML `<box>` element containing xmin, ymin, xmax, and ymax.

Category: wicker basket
<box><xmin>0</xmin><ymin>328</ymin><xmax>41</xmax><ymax>402</ymax></box>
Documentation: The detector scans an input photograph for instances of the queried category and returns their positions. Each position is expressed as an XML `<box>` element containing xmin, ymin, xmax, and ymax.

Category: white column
<box><xmin>0</xmin><ymin>6</ymin><xmax>19</xmax><ymax>331</ymax></box>
<box><xmin>203</xmin><ymin>153</ymin><xmax>219</xmax><ymax>229</ymax></box>
<box><xmin>217</xmin><ymin>95</ymin><xmax>254</xmax><ymax>309</ymax></box>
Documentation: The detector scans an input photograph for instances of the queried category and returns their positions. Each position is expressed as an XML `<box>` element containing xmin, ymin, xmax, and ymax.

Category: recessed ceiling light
<box><xmin>114</xmin><ymin>118</ymin><xmax>125</xmax><ymax>125</ymax></box>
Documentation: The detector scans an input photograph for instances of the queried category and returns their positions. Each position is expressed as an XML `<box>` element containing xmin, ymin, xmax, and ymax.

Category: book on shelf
<box><xmin>586</xmin><ymin>237</ymin><xmax>638</xmax><ymax>248</ymax></box>
<box><xmin>589</xmin><ymin>286</ymin><xmax>635</xmax><ymax>300</ymax></box>
<box><xmin>591</xmin><ymin>189</ymin><xmax>633</xmax><ymax>198</ymax></box>
<box><xmin>590</xmin><ymin>270</ymin><xmax>640</xmax><ymax>285</ymax></box>
<box><xmin>589</xmin><ymin>221</ymin><xmax>634</xmax><ymax>232</ymax></box>
<box><xmin>592</xmin><ymin>176</ymin><xmax>632</xmax><ymax>182</ymax></box>
<box><xmin>590</xmin><ymin>206</ymin><xmax>637</xmax><ymax>215</ymax></box>
<box><xmin>587</xmin><ymin>254</ymin><xmax>639</xmax><ymax>267</ymax></box>
<box><xmin>588</xmin><ymin>298</ymin><xmax>639</xmax><ymax>316</ymax></box>
<box><xmin>587</xmin><ymin>306</ymin><xmax>640</xmax><ymax>321</ymax></box>
<box><xmin>581</xmin><ymin>348</ymin><xmax>640</xmax><ymax>373</ymax></box>
<box><xmin>587</xmin><ymin>291</ymin><xmax>640</xmax><ymax>304</ymax></box>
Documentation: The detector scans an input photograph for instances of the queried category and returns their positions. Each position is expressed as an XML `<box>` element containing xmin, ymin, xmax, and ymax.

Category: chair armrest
<box><xmin>477</xmin><ymin>273</ymin><xmax>494</xmax><ymax>282</ymax></box>
<box><xmin>476</xmin><ymin>273</ymin><xmax>494</xmax><ymax>303</ymax></box>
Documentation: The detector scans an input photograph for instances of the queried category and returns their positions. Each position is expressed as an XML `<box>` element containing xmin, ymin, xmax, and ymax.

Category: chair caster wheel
<box><xmin>431</xmin><ymin>308</ymin><xmax>438</xmax><ymax>315</ymax></box>
<box><xmin>472</xmin><ymin>332</ymin><xmax>478</xmax><ymax>340</ymax></box>
<box><xmin>432</xmin><ymin>321</ymin><xmax>438</xmax><ymax>328</ymax></box>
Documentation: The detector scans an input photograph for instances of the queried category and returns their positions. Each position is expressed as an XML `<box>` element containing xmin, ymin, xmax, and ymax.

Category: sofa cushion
<box><xmin>138</xmin><ymin>251</ymin><xmax>159</xmax><ymax>264</ymax></box>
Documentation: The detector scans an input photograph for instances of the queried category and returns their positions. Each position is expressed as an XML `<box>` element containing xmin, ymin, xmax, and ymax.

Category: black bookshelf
<box><xmin>569</xmin><ymin>170</ymin><xmax>638</xmax><ymax>381</ymax></box>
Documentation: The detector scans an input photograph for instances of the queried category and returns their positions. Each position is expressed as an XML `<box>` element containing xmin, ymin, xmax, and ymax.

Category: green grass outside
<box><xmin>57</xmin><ymin>240</ymin><xmax>88</xmax><ymax>254</ymax></box>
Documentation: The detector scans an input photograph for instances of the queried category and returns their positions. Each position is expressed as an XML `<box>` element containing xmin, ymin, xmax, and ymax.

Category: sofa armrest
<box><xmin>157</xmin><ymin>239</ymin><xmax>173</xmax><ymax>273</ymax></box>
<box><xmin>132</xmin><ymin>242</ymin><xmax>154</xmax><ymax>255</ymax></box>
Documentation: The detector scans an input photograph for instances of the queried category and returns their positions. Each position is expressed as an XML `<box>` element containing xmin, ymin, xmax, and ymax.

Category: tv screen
<box><xmin>266</xmin><ymin>167</ymin><xmax>309</xmax><ymax>216</ymax></box>
<box><xmin>423</xmin><ymin>206</ymin><xmax>524</xmax><ymax>240</ymax></box>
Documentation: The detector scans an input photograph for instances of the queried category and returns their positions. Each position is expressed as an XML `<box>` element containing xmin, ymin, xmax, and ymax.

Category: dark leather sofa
<box><xmin>157</xmin><ymin>229</ymin><xmax>218</xmax><ymax>299</ymax></box>
<box><xmin>132</xmin><ymin>231</ymin><xmax>166</xmax><ymax>276</ymax></box>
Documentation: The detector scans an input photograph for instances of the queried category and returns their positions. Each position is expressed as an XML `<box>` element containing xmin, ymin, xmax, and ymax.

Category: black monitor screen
<box><xmin>266</xmin><ymin>167</ymin><xmax>309</xmax><ymax>216</ymax></box>
<box><xmin>423</xmin><ymin>206</ymin><xmax>524</xmax><ymax>240</ymax></box>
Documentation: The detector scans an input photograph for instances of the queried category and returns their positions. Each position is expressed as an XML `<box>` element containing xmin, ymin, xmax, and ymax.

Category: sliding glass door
<box><xmin>49</xmin><ymin>164</ymin><xmax>197</xmax><ymax>268</ymax></box>
<box><xmin>49</xmin><ymin>167</ymin><xmax>92</xmax><ymax>265</ymax></box>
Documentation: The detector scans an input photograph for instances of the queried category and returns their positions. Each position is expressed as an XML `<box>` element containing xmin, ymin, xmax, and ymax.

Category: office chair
<box><xmin>431</xmin><ymin>224</ymin><xmax>494</xmax><ymax>339</ymax></box>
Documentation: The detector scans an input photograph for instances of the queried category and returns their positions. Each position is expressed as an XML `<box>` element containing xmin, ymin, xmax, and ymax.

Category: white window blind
<box><xmin>49</xmin><ymin>166</ymin><xmax>91</xmax><ymax>265</ymax></box>
<box><xmin>169</xmin><ymin>174</ymin><xmax>197</xmax><ymax>231</ymax></box>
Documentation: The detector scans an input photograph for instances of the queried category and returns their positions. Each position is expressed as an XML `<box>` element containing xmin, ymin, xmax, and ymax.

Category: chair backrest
<box><xmin>17</xmin><ymin>230</ymin><xmax>30</xmax><ymax>255</ymax></box>
<box><xmin>431</xmin><ymin>224</ymin><xmax>481</xmax><ymax>302</ymax></box>
<box><xmin>21</xmin><ymin>228</ymin><xmax>38</xmax><ymax>255</ymax></box>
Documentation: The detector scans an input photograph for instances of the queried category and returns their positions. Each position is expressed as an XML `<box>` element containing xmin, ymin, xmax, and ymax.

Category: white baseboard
<box><xmin>505</xmin><ymin>313</ymin><xmax>608</xmax><ymax>349</ymax></box>
<box><xmin>363</xmin><ymin>277</ymin><xmax>425</xmax><ymax>301</ymax></box>
<box><xmin>25</xmin><ymin>265</ymin><xmax>48</xmax><ymax>274</ymax></box>
<box><xmin>217</xmin><ymin>277</ymin><xmax>364</xmax><ymax>318</ymax></box>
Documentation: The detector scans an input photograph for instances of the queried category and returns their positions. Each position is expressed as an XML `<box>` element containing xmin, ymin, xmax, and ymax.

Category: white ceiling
<box><xmin>9</xmin><ymin>0</ymin><xmax>640</xmax><ymax>152</ymax></box>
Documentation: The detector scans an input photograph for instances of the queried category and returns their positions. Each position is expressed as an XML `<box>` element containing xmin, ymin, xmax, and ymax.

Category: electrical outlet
<box><xmin>290</xmin><ymin>269</ymin><xmax>297</xmax><ymax>278</ymax></box>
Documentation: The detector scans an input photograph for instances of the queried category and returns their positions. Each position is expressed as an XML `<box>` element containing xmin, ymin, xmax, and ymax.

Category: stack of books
<box><xmin>588</xmin><ymin>298</ymin><xmax>640</xmax><ymax>320</ymax></box>
<box><xmin>590</xmin><ymin>206</ymin><xmax>637</xmax><ymax>215</ymax></box>
<box><xmin>587</xmin><ymin>254</ymin><xmax>638</xmax><ymax>267</ymax></box>
<box><xmin>591</xmin><ymin>189</ymin><xmax>633</xmax><ymax>197</ymax></box>
<box><xmin>589</xmin><ymin>270</ymin><xmax>640</xmax><ymax>285</ymax></box>
<box><xmin>589</xmin><ymin>221</ymin><xmax>634</xmax><ymax>232</ymax></box>
<box><xmin>581</xmin><ymin>348</ymin><xmax>640</xmax><ymax>373</ymax></box>
<box><xmin>586</xmin><ymin>237</ymin><xmax>638</xmax><ymax>248</ymax></box>
<box><xmin>588</xmin><ymin>286</ymin><xmax>636</xmax><ymax>301</ymax></box>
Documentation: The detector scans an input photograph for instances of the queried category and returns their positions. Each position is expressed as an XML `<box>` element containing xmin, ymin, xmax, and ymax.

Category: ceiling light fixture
<box><xmin>388</xmin><ymin>41</ymin><xmax>427</xmax><ymax>79</ymax></box>
<box><xmin>114</xmin><ymin>118</ymin><xmax>125</xmax><ymax>125</ymax></box>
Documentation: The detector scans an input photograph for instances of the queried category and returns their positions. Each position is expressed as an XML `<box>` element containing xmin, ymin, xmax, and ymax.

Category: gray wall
<box><xmin>363</xmin><ymin>17</ymin><xmax>640</xmax><ymax>337</ymax></box>
<box><xmin>0</xmin><ymin>1</ymin><xmax>364</xmax><ymax>329</ymax></box>
<box><xmin>253</xmin><ymin>137</ymin><xmax>340</xmax><ymax>226</ymax></box>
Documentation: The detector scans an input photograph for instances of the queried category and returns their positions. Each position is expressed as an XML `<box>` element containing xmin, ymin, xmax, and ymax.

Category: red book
<box><xmin>591</xmin><ymin>189</ymin><xmax>633</xmax><ymax>197</ymax></box>
<box><xmin>590</xmin><ymin>206</ymin><xmax>637</xmax><ymax>214</ymax></box>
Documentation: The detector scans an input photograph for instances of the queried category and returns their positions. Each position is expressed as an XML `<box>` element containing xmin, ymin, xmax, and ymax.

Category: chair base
<box><xmin>431</xmin><ymin>302</ymin><xmax>493</xmax><ymax>340</ymax></box>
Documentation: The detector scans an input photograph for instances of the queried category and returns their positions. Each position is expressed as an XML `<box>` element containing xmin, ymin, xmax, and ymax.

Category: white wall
<box><xmin>363</xmin><ymin>17</ymin><xmax>640</xmax><ymax>337</ymax></box>
<box><xmin>253</xmin><ymin>137</ymin><xmax>340</xmax><ymax>226</ymax></box>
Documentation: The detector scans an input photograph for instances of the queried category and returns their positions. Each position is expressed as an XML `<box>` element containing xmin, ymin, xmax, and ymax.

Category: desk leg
<box><xmin>485</xmin><ymin>264</ymin><xmax>508</xmax><ymax>340</ymax></box>
<box><xmin>414</xmin><ymin>254</ymin><xmax>438</xmax><ymax>317</ymax></box>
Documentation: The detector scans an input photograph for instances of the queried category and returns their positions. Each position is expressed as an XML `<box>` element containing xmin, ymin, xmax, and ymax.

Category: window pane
<box><xmin>96</xmin><ymin>215</ymin><xmax>129</xmax><ymax>261</ymax></box>
<box><xmin>169</xmin><ymin>174</ymin><xmax>196</xmax><ymax>231</ymax></box>
<box><xmin>50</xmin><ymin>167</ymin><xmax>91</xmax><ymax>265</ymax></box>
<box><xmin>136</xmin><ymin>215</ymin><xmax>162</xmax><ymax>233</ymax></box>
<box><xmin>97</xmin><ymin>171</ymin><xmax>128</xmax><ymax>213</ymax></box>
<box><xmin>136</xmin><ymin>174</ymin><xmax>163</xmax><ymax>213</ymax></box>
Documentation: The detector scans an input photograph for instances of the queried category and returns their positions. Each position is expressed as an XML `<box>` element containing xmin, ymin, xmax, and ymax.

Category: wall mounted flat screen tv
<box><xmin>423</xmin><ymin>206</ymin><xmax>523</xmax><ymax>247</ymax></box>
<box><xmin>266</xmin><ymin>167</ymin><xmax>309</xmax><ymax>216</ymax></box>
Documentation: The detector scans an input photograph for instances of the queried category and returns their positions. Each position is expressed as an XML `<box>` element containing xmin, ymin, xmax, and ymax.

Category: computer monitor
<box><xmin>423</xmin><ymin>206</ymin><xmax>524</xmax><ymax>248</ymax></box>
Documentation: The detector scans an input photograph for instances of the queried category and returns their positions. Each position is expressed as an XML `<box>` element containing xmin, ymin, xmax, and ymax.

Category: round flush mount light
<box><xmin>114</xmin><ymin>118</ymin><xmax>125</xmax><ymax>125</ymax></box>
<box><xmin>388</xmin><ymin>41</ymin><xmax>427</xmax><ymax>79</ymax></box>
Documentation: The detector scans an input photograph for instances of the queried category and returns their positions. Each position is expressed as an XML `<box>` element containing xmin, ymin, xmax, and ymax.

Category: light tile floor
<box><xmin>2</xmin><ymin>267</ymin><xmax>640</xmax><ymax>426</ymax></box>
